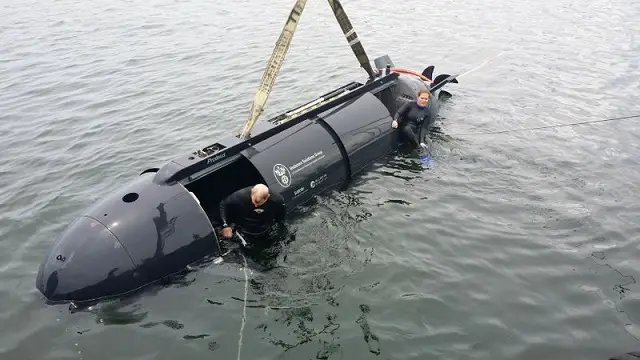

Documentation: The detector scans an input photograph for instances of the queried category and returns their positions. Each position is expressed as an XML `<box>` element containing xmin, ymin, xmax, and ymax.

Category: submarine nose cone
<box><xmin>36</xmin><ymin>216</ymin><xmax>136</xmax><ymax>304</ymax></box>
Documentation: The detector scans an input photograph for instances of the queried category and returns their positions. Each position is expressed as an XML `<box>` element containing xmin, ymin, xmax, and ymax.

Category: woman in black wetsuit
<box><xmin>391</xmin><ymin>88</ymin><xmax>431</xmax><ymax>152</ymax></box>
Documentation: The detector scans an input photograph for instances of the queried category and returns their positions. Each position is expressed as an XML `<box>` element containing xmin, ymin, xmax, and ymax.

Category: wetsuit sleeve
<box><xmin>272</xmin><ymin>194</ymin><xmax>287</xmax><ymax>223</ymax></box>
<box><xmin>421</xmin><ymin>109</ymin><xmax>431</xmax><ymax>127</ymax></box>
<box><xmin>219</xmin><ymin>192</ymin><xmax>239</xmax><ymax>225</ymax></box>
<box><xmin>219</xmin><ymin>198</ymin><xmax>229</xmax><ymax>225</ymax></box>
<box><xmin>394</xmin><ymin>102</ymin><xmax>411</xmax><ymax>124</ymax></box>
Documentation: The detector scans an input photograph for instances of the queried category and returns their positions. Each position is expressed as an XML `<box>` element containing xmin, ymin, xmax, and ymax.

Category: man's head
<box><xmin>250</xmin><ymin>184</ymin><xmax>271</xmax><ymax>207</ymax></box>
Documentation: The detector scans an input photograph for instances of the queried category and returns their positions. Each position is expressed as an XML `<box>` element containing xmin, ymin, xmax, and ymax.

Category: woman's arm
<box><xmin>394</xmin><ymin>101</ymin><xmax>411</xmax><ymax>124</ymax></box>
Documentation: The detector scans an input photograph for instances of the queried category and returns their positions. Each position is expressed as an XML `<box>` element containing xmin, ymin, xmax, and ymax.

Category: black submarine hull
<box><xmin>35</xmin><ymin>56</ymin><xmax>459</xmax><ymax>305</ymax></box>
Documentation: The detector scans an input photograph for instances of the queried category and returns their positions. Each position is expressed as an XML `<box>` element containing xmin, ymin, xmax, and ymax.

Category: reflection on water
<box><xmin>266</xmin><ymin>307</ymin><xmax>341</xmax><ymax>353</ymax></box>
<box><xmin>85</xmin><ymin>300</ymin><xmax>150</xmax><ymax>326</ymax></box>
<box><xmin>203</xmin><ymin>196</ymin><xmax>385</xmax><ymax>358</ymax></box>
<box><xmin>356</xmin><ymin>304</ymin><xmax>381</xmax><ymax>355</ymax></box>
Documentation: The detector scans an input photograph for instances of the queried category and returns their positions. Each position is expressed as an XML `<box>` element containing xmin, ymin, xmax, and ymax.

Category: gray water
<box><xmin>1</xmin><ymin>0</ymin><xmax>640</xmax><ymax>359</ymax></box>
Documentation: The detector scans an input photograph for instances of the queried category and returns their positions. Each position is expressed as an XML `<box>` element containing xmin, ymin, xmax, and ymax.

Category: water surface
<box><xmin>1</xmin><ymin>0</ymin><xmax>640</xmax><ymax>359</ymax></box>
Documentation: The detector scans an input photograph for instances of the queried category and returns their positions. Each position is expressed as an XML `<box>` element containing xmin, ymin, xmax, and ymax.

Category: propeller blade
<box><xmin>422</xmin><ymin>65</ymin><xmax>434</xmax><ymax>80</ymax></box>
<box><xmin>430</xmin><ymin>74</ymin><xmax>459</xmax><ymax>92</ymax></box>
<box><xmin>432</xmin><ymin>74</ymin><xmax>459</xmax><ymax>85</ymax></box>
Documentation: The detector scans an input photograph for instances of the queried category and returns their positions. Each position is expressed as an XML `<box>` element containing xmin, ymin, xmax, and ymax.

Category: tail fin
<box><xmin>430</xmin><ymin>73</ymin><xmax>459</xmax><ymax>92</ymax></box>
<box><xmin>421</xmin><ymin>65</ymin><xmax>434</xmax><ymax>80</ymax></box>
<box><xmin>421</xmin><ymin>65</ymin><xmax>459</xmax><ymax>92</ymax></box>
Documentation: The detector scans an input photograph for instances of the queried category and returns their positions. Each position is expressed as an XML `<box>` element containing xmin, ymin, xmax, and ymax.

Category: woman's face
<box><xmin>417</xmin><ymin>92</ymin><xmax>429</xmax><ymax>106</ymax></box>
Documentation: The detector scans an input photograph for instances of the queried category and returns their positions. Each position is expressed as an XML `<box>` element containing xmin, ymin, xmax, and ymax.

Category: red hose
<box><xmin>389</xmin><ymin>67</ymin><xmax>433</xmax><ymax>83</ymax></box>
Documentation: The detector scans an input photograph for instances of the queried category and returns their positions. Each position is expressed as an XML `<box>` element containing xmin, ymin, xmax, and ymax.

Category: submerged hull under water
<box><xmin>35</xmin><ymin>55</ymin><xmax>459</xmax><ymax>305</ymax></box>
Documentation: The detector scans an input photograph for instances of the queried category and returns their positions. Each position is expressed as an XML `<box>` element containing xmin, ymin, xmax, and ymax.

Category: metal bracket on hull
<box><xmin>153</xmin><ymin>72</ymin><xmax>399</xmax><ymax>186</ymax></box>
<box><xmin>270</xmin><ymin>81</ymin><xmax>361</xmax><ymax>125</ymax></box>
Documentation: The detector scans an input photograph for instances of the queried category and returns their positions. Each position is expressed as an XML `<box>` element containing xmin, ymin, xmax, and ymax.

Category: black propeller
<box><xmin>421</xmin><ymin>65</ymin><xmax>459</xmax><ymax>93</ymax></box>
<box><xmin>421</xmin><ymin>65</ymin><xmax>434</xmax><ymax>80</ymax></box>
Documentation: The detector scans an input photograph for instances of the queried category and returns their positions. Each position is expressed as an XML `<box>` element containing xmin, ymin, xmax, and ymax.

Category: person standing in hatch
<box><xmin>218</xmin><ymin>184</ymin><xmax>287</xmax><ymax>245</ymax></box>
<box><xmin>391</xmin><ymin>88</ymin><xmax>432</xmax><ymax>152</ymax></box>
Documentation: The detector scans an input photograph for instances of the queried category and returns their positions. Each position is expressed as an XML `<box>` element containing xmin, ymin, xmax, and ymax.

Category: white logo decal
<box><xmin>289</xmin><ymin>150</ymin><xmax>325</xmax><ymax>174</ymax></box>
<box><xmin>254</xmin><ymin>208</ymin><xmax>264</xmax><ymax>214</ymax></box>
<box><xmin>273</xmin><ymin>164</ymin><xmax>292</xmax><ymax>188</ymax></box>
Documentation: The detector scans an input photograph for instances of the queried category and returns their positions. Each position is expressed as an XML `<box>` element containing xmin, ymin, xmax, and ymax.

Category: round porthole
<box><xmin>122</xmin><ymin>193</ymin><xmax>139</xmax><ymax>203</ymax></box>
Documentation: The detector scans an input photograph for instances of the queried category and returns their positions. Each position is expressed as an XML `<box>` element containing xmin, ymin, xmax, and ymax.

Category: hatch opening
<box><xmin>184</xmin><ymin>156</ymin><xmax>265</xmax><ymax>227</ymax></box>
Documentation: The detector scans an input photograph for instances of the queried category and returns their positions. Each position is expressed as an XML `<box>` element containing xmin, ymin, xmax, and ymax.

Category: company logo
<box><xmin>273</xmin><ymin>164</ymin><xmax>292</xmax><ymax>188</ymax></box>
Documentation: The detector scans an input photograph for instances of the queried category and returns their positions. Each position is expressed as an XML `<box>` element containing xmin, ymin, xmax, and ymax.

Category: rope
<box><xmin>449</xmin><ymin>114</ymin><xmax>640</xmax><ymax>136</ymax></box>
<box><xmin>456</xmin><ymin>51</ymin><xmax>506</xmax><ymax>80</ymax></box>
<box><xmin>237</xmin><ymin>251</ymin><xmax>249</xmax><ymax>360</ymax></box>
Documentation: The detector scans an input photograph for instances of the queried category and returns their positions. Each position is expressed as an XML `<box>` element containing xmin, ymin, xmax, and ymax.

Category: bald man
<box><xmin>219</xmin><ymin>184</ymin><xmax>287</xmax><ymax>241</ymax></box>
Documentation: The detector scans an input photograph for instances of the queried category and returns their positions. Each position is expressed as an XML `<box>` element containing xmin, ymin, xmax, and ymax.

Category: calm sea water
<box><xmin>1</xmin><ymin>0</ymin><xmax>640</xmax><ymax>359</ymax></box>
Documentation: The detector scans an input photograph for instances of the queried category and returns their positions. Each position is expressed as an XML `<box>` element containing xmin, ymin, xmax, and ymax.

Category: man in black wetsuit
<box><xmin>219</xmin><ymin>184</ymin><xmax>286</xmax><ymax>245</ymax></box>
<box><xmin>391</xmin><ymin>88</ymin><xmax>432</xmax><ymax>152</ymax></box>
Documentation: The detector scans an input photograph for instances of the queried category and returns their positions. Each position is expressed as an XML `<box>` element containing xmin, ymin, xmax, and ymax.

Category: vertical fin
<box><xmin>422</xmin><ymin>65</ymin><xmax>434</xmax><ymax>80</ymax></box>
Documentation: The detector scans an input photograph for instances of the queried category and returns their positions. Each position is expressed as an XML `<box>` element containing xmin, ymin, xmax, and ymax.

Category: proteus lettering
<box><xmin>207</xmin><ymin>153</ymin><xmax>226</xmax><ymax>165</ymax></box>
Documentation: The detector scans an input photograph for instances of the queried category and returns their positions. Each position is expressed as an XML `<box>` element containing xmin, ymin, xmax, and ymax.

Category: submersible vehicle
<box><xmin>35</xmin><ymin>0</ymin><xmax>461</xmax><ymax>306</ymax></box>
<box><xmin>35</xmin><ymin>58</ymin><xmax>459</xmax><ymax>305</ymax></box>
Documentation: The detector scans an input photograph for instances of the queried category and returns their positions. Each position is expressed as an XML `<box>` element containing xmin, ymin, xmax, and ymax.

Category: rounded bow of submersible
<box><xmin>35</xmin><ymin>216</ymin><xmax>137</xmax><ymax>303</ymax></box>
<box><xmin>35</xmin><ymin>172</ymin><xmax>220</xmax><ymax>304</ymax></box>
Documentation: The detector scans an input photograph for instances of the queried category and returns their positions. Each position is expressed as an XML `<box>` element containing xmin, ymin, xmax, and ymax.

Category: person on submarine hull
<box><xmin>218</xmin><ymin>183</ymin><xmax>287</xmax><ymax>248</ymax></box>
<box><xmin>391</xmin><ymin>88</ymin><xmax>432</xmax><ymax>153</ymax></box>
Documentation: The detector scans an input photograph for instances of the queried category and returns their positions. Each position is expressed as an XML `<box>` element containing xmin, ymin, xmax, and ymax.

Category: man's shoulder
<box><xmin>269</xmin><ymin>191</ymin><xmax>286</xmax><ymax>205</ymax></box>
<box><xmin>228</xmin><ymin>186</ymin><xmax>252</xmax><ymax>200</ymax></box>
